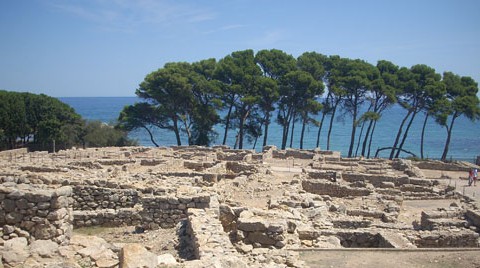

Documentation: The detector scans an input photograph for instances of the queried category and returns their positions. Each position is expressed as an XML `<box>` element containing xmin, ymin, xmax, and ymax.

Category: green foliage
<box><xmin>82</xmin><ymin>121</ymin><xmax>137</xmax><ymax>148</ymax></box>
<box><xmin>121</xmin><ymin>59</ymin><xmax>221</xmax><ymax>147</ymax></box>
<box><xmin>115</xmin><ymin>48</ymin><xmax>478</xmax><ymax>161</ymax></box>
<box><xmin>0</xmin><ymin>90</ymin><xmax>136</xmax><ymax>151</ymax></box>
<box><xmin>0</xmin><ymin>90</ymin><xmax>83</xmax><ymax>151</ymax></box>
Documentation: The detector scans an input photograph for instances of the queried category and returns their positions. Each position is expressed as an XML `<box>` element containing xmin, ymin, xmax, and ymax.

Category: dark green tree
<box><xmin>297</xmin><ymin>52</ymin><xmax>328</xmax><ymax>149</ymax></box>
<box><xmin>277</xmin><ymin>70</ymin><xmax>321</xmax><ymax>149</ymax></box>
<box><xmin>136</xmin><ymin>62</ymin><xmax>195</xmax><ymax>146</ymax></box>
<box><xmin>255</xmin><ymin>49</ymin><xmax>296</xmax><ymax>147</ymax></box>
<box><xmin>189</xmin><ymin>59</ymin><xmax>222</xmax><ymax>146</ymax></box>
<box><xmin>216</xmin><ymin>50</ymin><xmax>262</xmax><ymax>149</ymax></box>
<box><xmin>360</xmin><ymin>60</ymin><xmax>399</xmax><ymax>157</ymax></box>
<box><xmin>117</xmin><ymin>102</ymin><xmax>172</xmax><ymax>147</ymax></box>
<box><xmin>390</xmin><ymin>65</ymin><xmax>441</xmax><ymax>159</ymax></box>
<box><xmin>438</xmin><ymin>72</ymin><xmax>480</xmax><ymax>161</ymax></box>
<box><xmin>335</xmin><ymin>59</ymin><xmax>378</xmax><ymax>157</ymax></box>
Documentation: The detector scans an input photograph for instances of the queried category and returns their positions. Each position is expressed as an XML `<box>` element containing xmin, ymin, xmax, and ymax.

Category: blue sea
<box><xmin>60</xmin><ymin>97</ymin><xmax>480</xmax><ymax>162</ymax></box>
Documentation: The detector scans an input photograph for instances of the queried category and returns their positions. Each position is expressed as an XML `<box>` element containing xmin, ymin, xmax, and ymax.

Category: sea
<box><xmin>60</xmin><ymin>97</ymin><xmax>480</xmax><ymax>163</ymax></box>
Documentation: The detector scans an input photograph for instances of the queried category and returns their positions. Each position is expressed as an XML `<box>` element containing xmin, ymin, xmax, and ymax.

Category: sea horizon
<box><xmin>60</xmin><ymin>97</ymin><xmax>480</xmax><ymax>163</ymax></box>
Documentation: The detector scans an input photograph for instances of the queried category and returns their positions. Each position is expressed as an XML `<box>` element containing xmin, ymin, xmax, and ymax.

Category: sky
<box><xmin>0</xmin><ymin>0</ymin><xmax>479</xmax><ymax>97</ymax></box>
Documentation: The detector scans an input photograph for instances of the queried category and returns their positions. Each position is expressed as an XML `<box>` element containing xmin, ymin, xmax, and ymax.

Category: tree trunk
<box><xmin>367</xmin><ymin>120</ymin><xmax>377</xmax><ymax>158</ymax></box>
<box><xmin>389</xmin><ymin>110</ymin><xmax>412</xmax><ymax>159</ymax></box>
<box><xmin>181</xmin><ymin>118</ymin><xmax>192</xmax><ymax>146</ymax></box>
<box><xmin>395</xmin><ymin>110</ymin><xmax>418</xmax><ymax>158</ymax></box>
<box><xmin>316</xmin><ymin>112</ymin><xmax>326</xmax><ymax>148</ymax></box>
<box><xmin>441</xmin><ymin>114</ymin><xmax>457</xmax><ymax>161</ymax></box>
<box><xmin>300</xmin><ymin>116</ymin><xmax>307</xmax><ymax>149</ymax></box>
<box><xmin>420</xmin><ymin>113</ymin><xmax>429</xmax><ymax>159</ymax></box>
<box><xmin>143</xmin><ymin>126</ymin><xmax>159</xmax><ymax>147</ymax></box>
<box><xmin>281</xmin><ymin>106</ymin><xmax>293</xmax><ymax>150</ymax></box>
<box><xmin>222</xmin><ymin>103</ymin><xmax>234</xmax><ymax>145</ymax></box>
<box><xmin>172</xmin><ymin>118</ymin><xmax>181</xmax><ymax>146</ymax></box>
<box><xmin>355</xmin><ymin>119</ymin><xmax>366</xmax><ymax>157</ymax></box>
<box><xmin>361</xmin><ymin>119</ymin><xmax>374</xmax><ymax>157</ymax></box>
<box><xmin>326</xmin><ymin>102</ymin><xmax>339</xmax><ymax>150</ymax></box>
<box><xmin>289</xmin><ymin>115</ymin><xmax>296</xmax><ymax>148</ymax></box>
<box><xmin>262</xmin><ymin>112</ymin><xmax>270</xmax><ymax>147</ymax></box>
<box><xmin>347</xmin><ymin>105</ymin><xmax>358</xmax><ymax>158</ymax></box>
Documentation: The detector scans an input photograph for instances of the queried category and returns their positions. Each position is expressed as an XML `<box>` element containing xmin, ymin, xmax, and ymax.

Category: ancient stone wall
<box><xmin>72</xmin><ymin>185</ymin><xmax>139</xmax><ymax>210</ymax></box>
<box><xmin>0</xmin><ymin>148</ymin><xmax>28</xmax><ymax>158</ymax></box>
<box><xmin>0</xmin><ymin>183</ymin><xmax>73</xmax><ymax>245</ymax></box>
<box><xmin>226</xmin><ymin>161</ymin><xmax>258</xmax><ymax>174</ymax></box>
<box><xmin>413</xmin><ymin>160</ymin><xmax>472</xmax><ymax>172</ymax></box>
<box><xmin>73</xmin><ymin>208</ymin><xmax>141</xmax><ymax>227</ymax></box>
<box><xmin>302</xmin><ymin>180</ymin><xmax>372</xmax><ymax>198</ymax></box>
<box><xmin>72</xmin><ymin>191</ymin><xmax>211</xmax><ymax>229</ymax></box>
<box><xmin>413</xmin><ymin>231</ymin><xmax>480</xmax><ymax>247</ymax></box>
<box><xmin>140</xmin><ymin>194</ymin><xmax>210</xmax><ymax>229</ymax></box>
<box><xmin>187</xmin><ymin>208</ymin><xmax>238</xmax><ymax>260</ymax></box>
<box><xmin>465</xmin><ymin>210</ymin><xmax>480</xmax><ymax>228</ymax></box>
<box><xmin>420</xmin><ymin>210</ymin><xmax>465</xmax><ymax>230</ymax></box>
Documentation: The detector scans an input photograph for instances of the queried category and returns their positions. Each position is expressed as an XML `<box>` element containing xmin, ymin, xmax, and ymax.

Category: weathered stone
<box><xmin>237</xmin><ymin>218</ymin><xmax>267</xmax><ymax>232</ymax></box>
<box><xmin>157</xmin><ymin>253</ymin><xmax>177</xmax><ymax>265</ymax></box>
<box><xmin>2</xmin><ymin>237</ymin><xmax>29</xmax><ymax>264</ymax></box>
<box><xmin>119</xmin><ymin>243</ymin><xmax>157</xmax><ymax>268</ymax></box>
<box><xmin>30</xmin><ymin>240</ymin><xmax>59</xmax><ymax>257</ymax></box>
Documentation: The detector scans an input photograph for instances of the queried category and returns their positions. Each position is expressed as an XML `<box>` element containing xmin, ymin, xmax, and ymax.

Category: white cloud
<box><xmin>248</xmin><ymin>29</ymin><xmax>286</xmax><ymax>47</ymax></box>
<box><xmin>47</xmin><ymin>0</ymin><xmax>215</xmax><ymax>32</ymax></box>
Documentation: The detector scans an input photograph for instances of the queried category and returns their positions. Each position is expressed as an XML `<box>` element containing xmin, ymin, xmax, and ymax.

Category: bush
<box><xmin>81</xmin><ymin>121</ymin><xmax>137</xmax><ymax>148</ymax></box>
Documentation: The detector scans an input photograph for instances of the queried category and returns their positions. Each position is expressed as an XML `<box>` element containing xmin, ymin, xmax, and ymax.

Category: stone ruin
<box><xmin>0</xmin><ymin>145</ymin><xmax>479</xmax><ymax>267</ymax></box>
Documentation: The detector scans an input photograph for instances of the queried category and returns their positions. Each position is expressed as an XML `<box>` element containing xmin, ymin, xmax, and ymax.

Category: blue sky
<box><xmin>1</xmin><ymin>0</ymin><xmax>479</xmax><ymax>97</ymax></box>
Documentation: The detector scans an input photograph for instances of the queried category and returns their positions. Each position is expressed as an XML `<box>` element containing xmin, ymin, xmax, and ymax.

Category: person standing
<box><xmin>474</xmin><ymin>168</ymin><xmax>478</xmax><ymax>186</ymax></box>
<box><xmin>468</xmin><ymin>169</ymin><xmax>474</xmax><ymax>186</ymax></box>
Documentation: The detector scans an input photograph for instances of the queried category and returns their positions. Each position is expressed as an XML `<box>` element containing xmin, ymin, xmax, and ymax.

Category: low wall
<box><xmin>343</xmin><ymin>173</ymin><xmax>436</xmax><ymax>188</ymax></box>
<box><xmin>226</xmin><ymin>161</ymin><xmax>258</xmax><ymax>174</ymax></box>
<box><xmin>73</xmin><ymin>193</ymin><xmax>210</xmax><ymax>229</ymax></box>
<box><xmin>187</xmin><ymin>208</ymin><xmax>238</xmax><ymax>260</ymax></box>
<box><xmin>413</xmin><ymin>231</ymin><xmax>480</xmax><ymax>247</ymax></box>
<box><xmin>140</xmin><ymin>195</ymin><xmax>210</xmax><ymax>229</ymax></box>
<box><xmin>73</xmin><ymin>208</ymin><xmax>141</xmax><ymax>227</ymax></box>
<box><xmin>420</xmin><ymin>210</ymin><xmax>465</xmax><ymax>230</ymax></box>
<box><xmin>72</xmin><ymin>185</ymin><xmax>139</xmax><ymax>210</ymax></box>
<box><xmin>0</xmin><ymin>183</ymin><xmax>73</xmax><ymax>245</ymax></box>
<box><xmin>413</xmin><ymin>160</ymin><xmax>472</xmax><ymax>172</ymax></box>
<box><xmin>302</xmin><ymin>180</ymin><xmax>372</xmax><ymax>198</ymax></box>
<box><xmin>0</xmin><ymin>148</ymin><xmax>28</xmax><ymax>158</ymax></box>
<box><xmin>465</xmin><ymin>210</ymin><xmax>480</xmax><ymax>228</ymax></box>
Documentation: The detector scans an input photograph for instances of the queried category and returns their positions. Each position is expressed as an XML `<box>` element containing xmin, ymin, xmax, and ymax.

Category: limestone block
<box><xmin>157</xmin><ymin>253</ymin><xmax>177</xmax><ymax>265</ymax></box>
<box><xmin>29</xmin><ymin>240</ymin><xmax>59</xmax><ymax>257</ymax></box>
<box><xmin>2</xmin><ymin>237</ymin><xmax>29</xmax><ymax>264</ymax></box>
<box><xmin>119</xmin><ymin>243</ymin><xmax>158</xmax><ymax>268</ymax></box>
<box><xmin>237</xmin><ymin>218</ymin><xmax>267</xmax><ymax>232</ymax></box>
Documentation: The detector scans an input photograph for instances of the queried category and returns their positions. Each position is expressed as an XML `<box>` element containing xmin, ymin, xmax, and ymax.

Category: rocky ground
<box><xmin>0</xmin><ymin>146</ymin><xmax>479</xmax><ymax>267</ymax></box>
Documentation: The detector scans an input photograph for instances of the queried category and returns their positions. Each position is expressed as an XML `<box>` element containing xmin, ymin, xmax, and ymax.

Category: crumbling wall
<box><xmin>420</xmin><ymin>210</ymin><xmax>465</xmax><ymax>230</ymax></box>
<box><xmin>72</xmin><ymin>185</ymin><xmax>139</xmax><ymax>210</ymax></box>
<box><xmin>226</xmin><ymin>161</ymin><xmax>258</xmax><ymax>174</ymax></box>
<box><xmin>0</xmin><ymin>183</ymin><xmax>73</xmax><ymax>245</ymax></box>
<box><xmin>465</xmin><ymin>210</ymin><xmax>480</xmax><ymax>228</ymax></box>
<box><xmin>187</xmin><ymin>208</ymin><xmax>238</xmax><ymax>260</ymax></box>
<box><xmin>72</xmin><ymin>193</ymin><xmax>210</xmax><ymax>229</ymax></box>
<box><xmin>413</xmin><ymin>231</ymin><xmax>480</xmax><ymax>247</ymax></box>
<box><xmin>302</xmin><ymin>180</ymin><xmax>372</xmax><ymax>198</ymax></box>
<box><xmin>413</xmin><ymin>160</ymin><xmax>472</xmax><ymax>172</ymax></box>
<box><xmin>140</xmin><ymin>195</ymin><xmax>210</xmax><ymax>229</ymax></box>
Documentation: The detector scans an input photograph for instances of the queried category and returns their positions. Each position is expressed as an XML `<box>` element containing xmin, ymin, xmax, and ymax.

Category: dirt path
<box><xmin>300</xmin><ymin>249</ymin><xmax>480</xmax><ymax>268</ymax></box>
